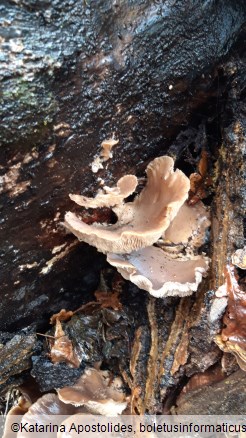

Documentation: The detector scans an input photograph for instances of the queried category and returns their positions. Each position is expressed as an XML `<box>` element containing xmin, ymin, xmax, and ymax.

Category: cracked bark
<box><xmin>0</xmin><ymin>0</ymin><xmax>245</xmax><ymax>414</ymax></box>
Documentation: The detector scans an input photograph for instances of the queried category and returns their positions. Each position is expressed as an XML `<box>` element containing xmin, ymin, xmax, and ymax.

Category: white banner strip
<box><xmin>1</xmin><ymin>415</ymin><xmax>246</xmax><ymax>437</ymax></box>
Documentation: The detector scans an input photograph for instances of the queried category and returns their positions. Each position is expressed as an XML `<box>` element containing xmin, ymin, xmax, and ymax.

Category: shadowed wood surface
<box><xmin>0</xmin><ymin>0</ymin><xmax>245</xmax><ymax>415</ymax></box>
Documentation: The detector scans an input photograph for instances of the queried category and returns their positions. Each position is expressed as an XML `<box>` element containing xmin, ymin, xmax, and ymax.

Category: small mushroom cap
<box><xmin>12</xmin><ymin>394</ymin><xmax>76</xmax><ymax>438</ymax></box>
<box><xmin>2</xmin><ymin>396</ymin><xmax>31</xmax><ymax>438</ymax></box>
<box><xmin>7</xmin><ymin>393</ymin><xmax>76</xmax><ymax>438</ymax></box>
<box><xmin>69</xmin><ymin>175</ymin><xmax>138</xmax><ymax>209</ymax></box>
<box><xmin>21</xmin><ymin>393</ymin><xmax>75</xmax><ymax>417</ymax></box>
<box><xmin>100</xmin><ymin>138</ymin><xmax>119</xmax><ymax>161</ymax></box>
<box><xmin>164</xmin><ymin>201</ymin><xmax>210</xmax><ymax>247</ymax></box>
<box><xmin>57</xmin><ymin>368</ymin><xmax>127</xmax><ymax>415</ymax></box>
<box><xmin>58</xmin><ymin>368</ymin><xmax>110</xmax><ymax>405</ymax></box>
<box><xmin>107</xmin><ymin>246</ymin><xmax>209</xmax><ymax>298</ymax></box>
<box><xmin>65</xmin><ymin>156</ymin><xmax>190</xmax><ymax>254</ymax></box>
<box><xmin>6</xmin><ymin>396</ymin><xmax>31</xmax><ymax>417</ymax></box>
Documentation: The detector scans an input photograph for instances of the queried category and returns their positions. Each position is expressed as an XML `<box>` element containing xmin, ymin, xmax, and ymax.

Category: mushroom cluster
<box><xmin>64</xmin><ymin>156</ymin><xmax>210</xmax><ymax>297</ymax></box>
<box><xmin>91</xmin><ymin>137</ymin><xmax>119</xmax><ymax>173</ymax></box>
<box><xmin>3</xmin><ymin>368</ymin><xmax>128</xmax><ymax>438</ymax></box>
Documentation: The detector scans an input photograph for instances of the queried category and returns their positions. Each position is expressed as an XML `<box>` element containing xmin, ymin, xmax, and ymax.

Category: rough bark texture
<box><xmin>1</xmin><ymin>0</ymin><xmax>245</xmax><ymax>148</ymax></box>
<box><xmin>175</xmin><ymin>370</ymin><xmax>246</xmax><ymax>415</ymax></box>
<box><xmin>210</xmin><ymin>59</ymin><xmax>246</xmax><ymax>289</ymax></box>
<box><xmin>0</xmin><ymin>0</ymin><xmax>246</xmax><ymax>415</ymax></box>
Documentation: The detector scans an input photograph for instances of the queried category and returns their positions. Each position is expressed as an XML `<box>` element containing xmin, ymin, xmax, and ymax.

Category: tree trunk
<box><xmin>0</xmin><ymin>0</ymin><xmax>245</xmax><ymax>414</ymax></box>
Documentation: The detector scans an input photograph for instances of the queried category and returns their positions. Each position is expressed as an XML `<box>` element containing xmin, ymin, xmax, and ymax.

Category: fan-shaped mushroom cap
<box><xmin>164</xmin><ymin>201</ymin><xmax>210</xmax><ymax>247</ymax></box>
<box><xmin>5</xmin><ymin>394</ymin><xmax>76</xmax><ymax>438</ymax></box>
<box><xmin>57</xmin><ymin>368</ymin><xmax>127</xmax><ymax>415</ymax></box>
<box><xmin>21</xmin><ymin>393</ymin><xmax>75</xmax><ymax>418</ymax></box>
<box><xmin>65</xmin><ymin>156</ymin><xmax>190</xmax><ymax>254</ymax></box>
<box><xmin>107</xmin><ymin>246</ymin><xmax>209</xmax><ymax>298</ymax></box>
<box><xmin>3</xmin><ymin>396</ymin><xmax>31</xmax><ymax>438</ymax></box>
<box><xmin>69</xmin><ymin>175</ymin><xmax>138</xmax><ymax>209</ymax></box>
<box><xmin>100</xmin><ymin>138</ymin><xmax>119</xmax><ymax>161</ymax></box>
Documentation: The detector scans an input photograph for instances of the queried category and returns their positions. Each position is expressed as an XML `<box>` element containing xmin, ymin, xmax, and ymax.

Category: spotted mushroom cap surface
<box><xmin>107</xmin><ymin>246</ymin><xmax>209</xmax><ymax>298</ymax></box>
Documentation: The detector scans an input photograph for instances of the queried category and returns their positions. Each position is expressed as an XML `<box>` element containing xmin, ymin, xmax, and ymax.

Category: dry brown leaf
<box><xmin>198</xmin><ymin>149</ymin><xmax>208</xmax><ymax>177</ymax></box>
<box><xmin>50</xmin><ymin>308</ymin><xmax>74</xmax><ymax>325</ymax></box>
<box><xmin>50</xmin><ymin>319</ymin><xmax>80</xmax><ymax>368</ymax></box>
<box><xmin>94</xmin><ymin>290</ymin><xmax>122</xmax><ymax>310</ymax></box>
<box><xmin>215</xmin><ymin>265</ymin><xmax>246</xmax><ymax>370</ymax></box>
<box><xmin>188</xmin><ymin>149</ymin><xmax>211</xmax><ymax>205</ymax></box>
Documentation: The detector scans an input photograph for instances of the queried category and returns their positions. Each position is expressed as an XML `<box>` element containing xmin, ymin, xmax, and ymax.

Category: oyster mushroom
<box><xmin>57</xmin><ymin>368</ymin><xmax>127</xmax><ymax>415</ymax></box>
<box><xmin>2</xmin><ymin>396</ymin><xmax>31</xmax><ymax>438</ymax></box>
<box><xmin>64</xmin><ymin>156</ymin><xmax>190</xmax><ymax>254</ymax></box>
<box><xmin>100</xmin><ymin>138</ymin><xmax>119</xmax><ymax>161</ymax></box>
<box><xmin>3</xmin><ymin>369</ymin><xmax>127</xmax><ymax>438</ymax></box>
<box><xmin>163</xmin><ymin>201</ymin><xmax>210</xmax><ymax>248</ymax></box>
<box><xmin>69</xmin><ymin>174</ymin><xmax>138</xmax><ymax>209</ymax></box>
<box><xmin>107</xmin><ymin>246</ymin><xmax>209</xmax><ymax>298</ymax></box>
<box><xmin>3</xmin><ymin>394</ymin><xmax>75</xmax><ymax>438</ymax></box>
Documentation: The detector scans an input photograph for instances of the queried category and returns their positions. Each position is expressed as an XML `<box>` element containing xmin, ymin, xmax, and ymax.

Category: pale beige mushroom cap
<box><xmin>7</xmin><ymin>394</ymin><xmax>76</xmax><ymax>438</ymax></box>
<box><xmin>3</xmin><ymin>396</ymin><xmax>31</xmax><ymax>438</ymax></box>
<box><xmin>69</xmin><ymin>174</ymin><xmax>138</xmax><ymax>209</ymax></box>
<box><xmin>107</xmin><ymin>246</ymin><xmax>209</xmax><ymax>298</ymax></box>
<box><xmin>100</xmin><ymin>138</ymin><xmax>119</xmax><ymax>161</ymax></box>
<box><xmin>20</xmin><ymin>393</ymin><xmax>75</xmax><ymax>418</ymax></box>
<box><xmin>57</xmin><ymin>368</ymin><xmax>127</xmax><ymax>415</ymax></box>
<box><xmin>64</xmin><ymin>156</ymin><xmax>190</xmax><ymax>254</ymax></box>
<box><xmin>164</xmin><ymin>201</ymin><xmax>211</xmax><ymax>247</ymax></box>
